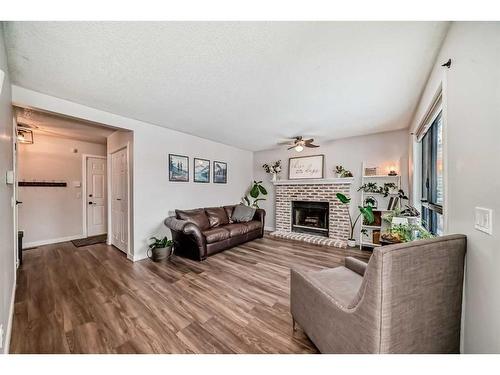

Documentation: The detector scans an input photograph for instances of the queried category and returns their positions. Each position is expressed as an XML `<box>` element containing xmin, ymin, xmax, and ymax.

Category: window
<box><xmin>420</xmin><ymin>111</ymin><xmax>443</xmax><ymax>235</ymax></box>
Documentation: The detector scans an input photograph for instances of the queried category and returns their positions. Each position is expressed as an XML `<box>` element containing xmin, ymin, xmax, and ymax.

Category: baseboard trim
<box><xmin>24</xmin><ymin>234</ymin><xmax>84</xmax><ymax>248</ymax></box>
<box><xmin>3</xmin><ymin>279</ymin><xmax>16</xmax><ymax>354</ymax></box>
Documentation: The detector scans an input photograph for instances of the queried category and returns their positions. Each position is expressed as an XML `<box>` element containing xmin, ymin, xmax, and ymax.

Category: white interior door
<box><xmin>111</xmin><ymin>148</ymin><xmax>128</xmax><ymax>253</ymax></box>
<box><xmin>86</xmin><ymin>157</ymin><xmax>107</xmax><ymax>236</ymax></box>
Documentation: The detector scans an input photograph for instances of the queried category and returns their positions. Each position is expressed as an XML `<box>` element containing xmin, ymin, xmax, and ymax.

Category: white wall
<box><xmin>253</xmin><ymin>130</ymin><xmax>409</xmax><ymax>234</ymax></box>
<box><xmin>11</xmin><ymin>86</ymin><xmax>254</xmax><ymax>261</ymax></box>
<box><xmin>17</xmin><ymin>134</ymin><xmax>106</xmax><ymax>246</ymax></box>
<box><xmin>0</xmin><ymin>24</ymin><xmax>15</xmax><ymax>353</ymax></box>
<box><xmin>409</xmin><ymin>22</ymin><xmax>500</xmax><ymax>353</ymax></box>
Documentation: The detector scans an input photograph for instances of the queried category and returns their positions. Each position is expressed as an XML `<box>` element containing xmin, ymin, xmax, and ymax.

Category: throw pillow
<box><xmin>231</xmin><ymin>204</ymin><xmax>256</xmax><ymax>223</ymax></box>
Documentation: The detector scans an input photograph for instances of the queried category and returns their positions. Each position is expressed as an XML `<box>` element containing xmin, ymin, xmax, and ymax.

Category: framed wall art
<box><xmin>169</xmin><ymin>154</ymin><xmax>189</xmax><ymax>182</ymax></box>
<box><xmin>213</xmin><ymin>161</ymin><xmax>227</xmax><ymax>183</ymax></box>
<box><xmin>194</xmin><ymin>158</ymin><xmax>210</xmax><ymax>183</ymax></box>
<box><xmin>288</xmin><ymin>155</ymin><xmax>324</xmax><ymax>180</ymax></box>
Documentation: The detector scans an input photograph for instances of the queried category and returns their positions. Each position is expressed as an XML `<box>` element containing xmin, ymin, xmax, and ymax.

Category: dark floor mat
<box><xmin>71</xmin><ymin>234</ymin><xmax>107</xmax><ymax>247</ymax></box>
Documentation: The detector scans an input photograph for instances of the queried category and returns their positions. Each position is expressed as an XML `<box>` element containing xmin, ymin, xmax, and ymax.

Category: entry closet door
<box><xmin>111</xmin><ymin>148</ymin><xmax>128</xmax><ymax>253</ymax></box>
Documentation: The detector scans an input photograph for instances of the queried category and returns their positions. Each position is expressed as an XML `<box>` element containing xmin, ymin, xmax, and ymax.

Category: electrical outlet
<box><xmin>475</xmin><ymin>207</ymin><xmax>493</xmax><ymax>235</ymax></box>
<box><xmin>0</xmin><ymin>323</ymin><xmax>4</xmax><ymax>349</ymax></box>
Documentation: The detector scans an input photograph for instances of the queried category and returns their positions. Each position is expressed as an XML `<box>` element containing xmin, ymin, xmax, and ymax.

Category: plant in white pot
<box><xmin>336</xmin><ymin>193</ymin><xmax>375</xmax><ymax>247</ymax></box>
<box><xmin>148</xmin><ymin>236</ymin><xmax>174</xmax><ymax>262</ymax></box>
<box><xmin>262</xmin><ymin>160</ymin><xmax>282</xmax><ymax>182</ymax></box>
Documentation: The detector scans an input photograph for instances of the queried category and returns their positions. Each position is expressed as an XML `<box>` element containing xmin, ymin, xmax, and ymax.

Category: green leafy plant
<box><xmin>383</xmin><ymin>223</ymin><xmax>433</xmax><ymax>243</ymax></box>
<box><xmin>335</xmin><ymin>165</ymin><xmax>353</xmax><ymax>178</ymax></box>
<box><xmin>358</xmin><ymin>182</ymin><xmax>405</xmax><ymax>198</ymax></box>
<box><xmin>148</xmin><ymin>236</ymin><xmax>173</xmax><ymax>250</ymax></box>
<box><xmin>242</xmin><ymin>180</ymin><xmax>268</xmax><ymax>208</ymax></box>
<box><xmin>336</xmin><ymin>193</ymin><xmax>375</xmax><ymax>240</ymax></box>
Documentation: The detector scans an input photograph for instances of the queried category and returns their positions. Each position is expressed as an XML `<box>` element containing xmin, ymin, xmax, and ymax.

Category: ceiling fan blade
<box><xmin>304</xmin><ymin>138</ymin><xmax>315</xmax><ymax>144</ymax></box>
<box><xmin>305</xmin><ymin>143</ymin><xmax>320</xmax><ymax>148</ymax></box>
<box><xmin>287</xmin><ymin>146</ymin><xmax>296</xmax><ymax>150</ymax></box>
<box><xmin>278</xmin><ymin>140</ymin><xmax>294</xmax><ymax>145</ymax></box>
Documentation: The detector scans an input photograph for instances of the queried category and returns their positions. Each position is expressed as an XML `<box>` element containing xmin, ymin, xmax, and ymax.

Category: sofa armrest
<box><xmin>164</xmin><ymin>216</ymin><xmax>190</xmax><ymax>232</ymax></box>
<box><xmin>164</xmin><ymin>216</ymin><xmax>207</xmax><ymax>259</ymax></box>
<box><xmin>345</xmin><ymin>257</ymin><xmax>367</xmax><ymax>276</ymax></box>
<box><xmin>253</xmin><ymin>208</ymin><xmax>266</xmax><ymax>236</ymax></box>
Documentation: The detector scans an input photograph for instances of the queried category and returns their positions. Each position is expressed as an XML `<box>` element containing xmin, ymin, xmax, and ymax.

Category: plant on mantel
<box><xmin>335</xmin><ymin>165</ymin><xmax>353</xmax><ymax>178</ymax></box>
<box><xmin>262</xmin><ymin>160</ymin><xmax>282</xmax><ymax>182</ymax></box>
<box><xmin>336</xmin><ymin>193</ymin><xmax>375</xmax><ymax>247</ymax></box>
<box><xmin>242</xmin><ymin>180</ymin><xmax>268</xmax><ymax>208</ymax></box>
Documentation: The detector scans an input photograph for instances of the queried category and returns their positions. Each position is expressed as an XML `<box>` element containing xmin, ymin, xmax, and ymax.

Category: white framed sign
<box><xmin>288</xmin><ymin>155</ymin><xmax>325</xmax><ymax>180</ymax></box>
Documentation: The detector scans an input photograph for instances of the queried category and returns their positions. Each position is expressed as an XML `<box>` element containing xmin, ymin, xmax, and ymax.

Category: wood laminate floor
<box><xmin>10</xmin><ymin>236</ymin><xmax>371</xmax><ymax>354</ymax></box>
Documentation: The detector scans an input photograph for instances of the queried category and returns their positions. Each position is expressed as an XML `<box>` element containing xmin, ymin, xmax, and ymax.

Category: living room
<box><xmin>0</xmin><ymin>1</ymin><xmax>499</xmax><ymax>373</ymax></box>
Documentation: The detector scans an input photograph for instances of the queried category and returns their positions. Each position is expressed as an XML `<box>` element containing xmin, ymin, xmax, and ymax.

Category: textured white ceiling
<box><xmin>15</xmin><ymin>107</ymin><xmax>115</xmax><ymax>144</ymax></box>
<box><xmin>4</xmin><ymin>22</ymin><xmax>448</xmax><ymax>151</ymax></box>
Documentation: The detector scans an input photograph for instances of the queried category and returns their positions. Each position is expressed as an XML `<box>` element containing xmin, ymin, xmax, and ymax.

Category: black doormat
<box><xmin>72</xmin><ymin>234</ymin><xmax>107</xmax><ymax>247</ymax></box>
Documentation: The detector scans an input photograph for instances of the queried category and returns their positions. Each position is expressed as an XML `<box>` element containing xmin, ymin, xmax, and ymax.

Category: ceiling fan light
<box><xmin>295</xmin><ymin>144</ymin><xmax>304</xmax><ymax>152</ymax></box>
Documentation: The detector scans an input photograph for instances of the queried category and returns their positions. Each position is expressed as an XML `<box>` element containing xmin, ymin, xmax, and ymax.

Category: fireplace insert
<box><xmin>291</xmin><ymin>201</ymin><xmax>329</xmax><ymax>237</ymax></box>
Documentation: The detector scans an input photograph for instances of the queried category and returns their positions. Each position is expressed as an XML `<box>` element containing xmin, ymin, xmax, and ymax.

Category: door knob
<box><xmin>116</xmin><ymin>198</ymin><xmax>122</xmax><ymax>201</ymax></box>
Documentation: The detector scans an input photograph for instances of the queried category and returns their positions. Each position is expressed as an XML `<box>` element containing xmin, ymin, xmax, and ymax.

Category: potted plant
<box><xmin>336</xmin><ymin>193</ymin><xmax>375</xmax><ymax>247</ymax></box>
<box><xmin>335</xmin><ymin>165</ymin><xmax>353</xmax><ymax>178</ymax></box>
<box><xmin>242</xmin><ymin>180</ymin><xmax>268</xmax><ymax>208</ymax></box>
<box><xmin>148</xmin><ymin>236</ymin><xmax>174</xmax><ymax>262</ymax></box>
<box><xmin>262</xmin><ymin>160</ymin><xmax>282</xmax><ymax>181</ymax></box>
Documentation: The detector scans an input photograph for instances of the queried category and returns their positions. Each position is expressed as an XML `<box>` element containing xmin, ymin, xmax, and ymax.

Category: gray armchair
<box><xmin>290</xmin><ymin>234</ymin><xmax>467</xmax><ymax>353</ymax></box>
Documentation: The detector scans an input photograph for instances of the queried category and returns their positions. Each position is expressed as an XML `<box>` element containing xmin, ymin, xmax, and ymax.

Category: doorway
<box><xmin>83</xmin><ymin>155</ymin><xmax>107</xmax><ymax>237</ymax></box>
<box><xmin>110</xmin><ymin>146</ymin><xmax>129</xmax><ymax>254</ymax></box>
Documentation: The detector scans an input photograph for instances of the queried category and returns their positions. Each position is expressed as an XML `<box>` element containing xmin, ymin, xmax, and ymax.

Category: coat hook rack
<box><xmin>441</xmin><ymin>58</ymin><xmax>452</xmax><ymax>68</ymax></box>
<box><xmin>18</xmin><ymin>181</ymin><xmax>67</xmax><ymax>187</ymax></box>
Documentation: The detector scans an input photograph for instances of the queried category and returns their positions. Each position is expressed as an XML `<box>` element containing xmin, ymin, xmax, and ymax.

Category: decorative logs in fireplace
<box><xmin>291</xmin><ymin>201</ymin><xmax>329</xmax><ymax>237</ymax></box>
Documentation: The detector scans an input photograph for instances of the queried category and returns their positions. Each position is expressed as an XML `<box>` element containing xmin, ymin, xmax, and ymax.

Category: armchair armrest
<box><xmin>345</xmin><ymin>257</ymin><xmax>367</xmax><ymax>276</ymax></box>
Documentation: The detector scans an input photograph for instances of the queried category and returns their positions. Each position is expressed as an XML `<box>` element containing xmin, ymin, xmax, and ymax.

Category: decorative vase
<box><xmin>271</xmin><ymin>173</ymin><xmax>278</xmax><ymax>182</ymax></box>
<box><xmin>149</xmin><ymin>245</ymin><xmax>173</xmax><ymax>262</ymax></box>
<box><xmin>347</xmin><ymin>239</ymin><xmax>356</xmax><ymax>247</ymax></box>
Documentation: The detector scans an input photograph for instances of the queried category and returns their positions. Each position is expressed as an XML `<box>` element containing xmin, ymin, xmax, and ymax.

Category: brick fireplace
<box><xmin>270</xmin><ymin>178</ymin><xmax>353</xmax><ymax>248</ymax></box>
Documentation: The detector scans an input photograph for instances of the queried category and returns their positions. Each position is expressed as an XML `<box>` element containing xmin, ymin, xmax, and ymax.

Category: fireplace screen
<box><xmin>291</xmin><ymin>201</ymin><xmax>329</xmax><ymax>237</ymax></box>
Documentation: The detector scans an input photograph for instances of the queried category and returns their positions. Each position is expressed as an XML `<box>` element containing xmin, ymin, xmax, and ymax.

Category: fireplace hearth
<box><xmin>292</xmin><ymin>201</ymin><xmax>329</xmax><ymax>237</ymax></box>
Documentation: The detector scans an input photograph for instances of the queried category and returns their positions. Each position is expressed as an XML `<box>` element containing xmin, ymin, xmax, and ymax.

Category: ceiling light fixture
<box><xmin>295</xmin><ymin>144</ymin><xmax>304</xmax><ymax>152</ymax></box>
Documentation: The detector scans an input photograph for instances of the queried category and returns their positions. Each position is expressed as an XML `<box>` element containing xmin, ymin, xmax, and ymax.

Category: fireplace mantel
<box><xmin>272</xmin><ymin>177</ymin><xmax>354</xmax><ymax>186</ymax></box>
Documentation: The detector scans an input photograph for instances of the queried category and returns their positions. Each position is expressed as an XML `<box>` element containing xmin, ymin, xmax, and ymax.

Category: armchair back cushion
<box><xmin>205</xmin><ymin>207</ymin><xmax>230</xmax><ymax>227</ymax></box>
<box><xmin>175</xmin><ymin>208</ymin><xmax>210</xmax><ymax>231</ymax></box>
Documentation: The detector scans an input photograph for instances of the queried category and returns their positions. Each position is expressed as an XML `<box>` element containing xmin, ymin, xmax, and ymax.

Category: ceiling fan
<box><xmin>278</xmin><ymin>136</ymin><xmax>320</xmax><ymax>152</ymax></box>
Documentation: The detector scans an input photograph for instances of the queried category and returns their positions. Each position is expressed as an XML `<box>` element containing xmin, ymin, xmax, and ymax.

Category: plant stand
<box><xmin>359</xmin><ymin>162</ymin><xmax>401</xmax><ymax>250</ymax></box>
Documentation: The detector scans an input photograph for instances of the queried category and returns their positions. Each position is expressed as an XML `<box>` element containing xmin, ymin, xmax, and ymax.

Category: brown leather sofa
<box><xmin>164</xmin><ymin>205</ymin><xmax>265</xmax><ymax>261</ymax></box>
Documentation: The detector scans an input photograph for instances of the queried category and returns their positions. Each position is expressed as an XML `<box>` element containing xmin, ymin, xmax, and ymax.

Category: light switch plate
<box><xmin>475</xmin><ymin>207</ymin><xmax>493</xmax><ymax>235</ymax></box>
<box><xmin>5</xmin><ymin>170</ymin><xmax>14</xmax><ymax>185</ymax></box>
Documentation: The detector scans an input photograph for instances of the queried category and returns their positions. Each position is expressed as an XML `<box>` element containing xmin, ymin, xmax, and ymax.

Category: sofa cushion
<box><xmin>224</xmin><ymin>223</ymin><xmax>249</xmax><ymax>237</ymax></box>
<box><xmin>223</xmin><ymin>205</ymin><xmax>236</xmax><ymax>223</ymax></box>
<box><xmin>243</xmin><ymin>220</ymin><xmax>262</xmax><ymax>232</ymax></box>
<box><xmin>205</xmin><ymin>207</ymin><xmax>230</xmax><ymax>228</ymax></box>
<box><xmin>231</xmin><ymin>204</ymin><xmax>256</xmax><ymax>223</ymax></box>
<box><xmin>202</xmin><ymin>227</ymin><xmax>230</xmax><ymax>244</ymax></box>
<box><xmin>175</xmin><ymin>208</ymin><xmax>210</xmax><ymax>231</ymax></box>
